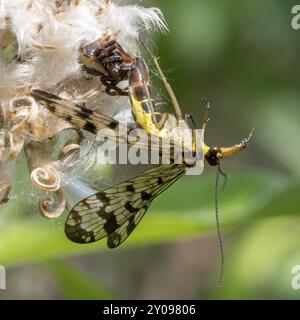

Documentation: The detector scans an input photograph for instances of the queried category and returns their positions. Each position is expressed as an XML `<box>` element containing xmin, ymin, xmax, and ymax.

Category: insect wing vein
<box><xmin>65</xmin><ymin>163</ymin><xmax>186</xmax><ymax>247</ymax></box>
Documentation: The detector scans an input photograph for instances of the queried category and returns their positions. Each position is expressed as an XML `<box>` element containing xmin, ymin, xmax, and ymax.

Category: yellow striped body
<box><xmin>129</xmin><ymin>93</ymin><xmax>159</xmax><ymax>135</ymax></box>
<box><xmin>129</xmin><ymin>58</ymin><xmax>164</xmax><ymax>135</ymax></box>
<box><xmin>128</xmin><ymin>58</ymin><xmax>203</xmax><ymax>153</ymax></box>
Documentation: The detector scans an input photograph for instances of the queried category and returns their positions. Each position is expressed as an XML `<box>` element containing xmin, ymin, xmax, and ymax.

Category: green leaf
<box><xmin>0</xmin><ymin>171</ymin><xmax>290</xmax><ymax>267</ymax></box>
<box><xmin>252</xmin><ymin>181</ymin><xmax>300</xmax><ymax>218</ymax></box>
<box><xmin>214</xmin><ymin>216</ymin><xmax>300</xmax><ymax>299</ymax></box>
<box><xmin>255</xmin><ymin>94</ymin><xmax>300</xmax><ymax>177</ymax></box>
<box><xmin>47</xmin><ymin>261</ymin><xmax>116</xmax><ymax>299</ymax></box>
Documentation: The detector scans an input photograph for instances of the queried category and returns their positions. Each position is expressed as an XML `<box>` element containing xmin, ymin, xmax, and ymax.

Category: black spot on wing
<box><xmin>65</xmin><ymin>115</ymin><xmax>73</xmax><ymax>123</ymax></box>
<box><xmin>96</xmin><ymin>192</ymin><xmax>110</xmax><ymax>202</ymax></box>
<box><xmin>65</xmin><ymin>164</ymin><xmax>186</xmax><ymax>247</ymax></box>
<box><xmin>31</xmin><ymin>89</ymin><xmax>63</xmax><ymax>101</ymax></box>
<box><xmin>47</xmin><ymin>103</ymin><xmax>56</xmax><ymax>113</ymax></box>
<box><xmin>126</xmin><ymin>185</ymin><xmax>135</xmax><ymax>192</ymax></box>
<box><xmin>157</xmin><ymin>177</ymin><xmax>163</xmax><ymax>185</ymax></box>
<box><xmin>141</xmin><ymin>191</ymin><xmax>152</xmax><ymax>201</ymax></box>
<box><xmin>103</xmin><ymin>215</ymin><xmax>119</xmax><ymax>234</ymax></box>
<box><xmin>125</xmin><ymin>202</ymin><xmax>139</xmax><ymax>213</ymax></box>
<box><xmin>75</xmin><ymin>108</ymin><xmax>93</xmax><ymax>119</ymax></box>
<box><xmin>83</xmin><ymin>121</ymin><xmax>97</xmax><ymax>133</ymax></box>
<box><xmin>65</xmin><ymin>223</ymin><xmax>96</xmax><ymax>244</ymax></box>
<box><xmin>108</xmin><ymin>121</ymin><xmax>119</xmax><ymax>129</ymax></box>
<box><xmin>107</xmin><ymin>204</ymin><xmax>151</xmax><ymax>249</ymax></box>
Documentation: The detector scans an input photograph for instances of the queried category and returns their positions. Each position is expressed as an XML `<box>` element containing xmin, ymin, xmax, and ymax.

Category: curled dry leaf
<box><xmin>39</xmin><ymin>188</ymin><xmax>66</xmax><ymax>219</ymax></box>
<box><xmin>0</xmin><ymin>0</ymin><xmax>166</xmax><ymax>220</ymax></box>
<box><xmin>61</xmin><ymin>143</ymin><xmax>81</xmax><ymax>157</ymax></box>
<box><xmin>25</xmin><ymin>127</ymin><xmax>82</xmax><ymax>174</ymax></box>
<box><xmin>31</xmin><ymin>164</ymin><xmax>61</xmax><ymax>192</ymax></box>
<box><xmin>27</xmin><ymin>128</ymin><xmax>82</xmax><ymax>219</ymax></box>
<box><xmin>0</xmin><ymin>180</ymin><xmax>11</xmax><ymax>204</ymax></box>
<box><xmin>9</xmin><ymin>96</ymin><xmax>38</xmax><ymax>135</ymax></box>
<box><xmin>7</xmin><ymin>132</ymin><xmax>24</xmax><ymax>160</ymax></box>
<box><xmin>8</xmin><ymin>95</ymin><xmax>73</xmax><ymax>156</ymax></box>
<box><xmin>7</xmin><ymin>96</ymin><xmax>39</xmax><ymax>160</ymax></box>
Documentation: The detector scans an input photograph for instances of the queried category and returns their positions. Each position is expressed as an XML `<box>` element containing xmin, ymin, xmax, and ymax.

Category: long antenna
<box><xmin>218</xmin><ymin>164</ymin><xmax>228</xmax><ymax>193</ymax></box>
<box><xmin>139</xmin><ymin>37</ymin><xmax>183</xmax><ymax>120</ymax></box>
<box><xmin>215</xmin><ymin>162</ymin><xmax>226</xmax><ymax>287</ymax></box>
<box><xmin>201</xmin><ymin>97</ymin><xmax>211</xmax><ymax>131</ymax></box>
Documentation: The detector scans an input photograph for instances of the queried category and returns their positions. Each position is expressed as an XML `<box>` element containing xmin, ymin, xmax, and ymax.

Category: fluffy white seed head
<box><xmin>0</xmin><ymin>0</ymin><xmax>167</xmax><ymax>88</ymax></box>
<box><xmin>0</xmin><ymin>0</ymin><xmax>168</xmax><ymax>212</ymax></box>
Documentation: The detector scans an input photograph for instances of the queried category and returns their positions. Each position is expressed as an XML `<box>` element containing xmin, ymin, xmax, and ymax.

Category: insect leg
<box><xmin>100</xmin><ymin>76</ymin><xmax>128</xmax><ymax>96</ymax></box>
<box><xmin>153</xmin><ymin>112</ymin><xmax>169</xmax><ymax>130</ymax></box>
<box><xmin>184</xmin><ymin>113</ymin><xmax>196</xmax><ymax>130</ymax></box>
<box><xmin>201</xmin><ymin>97</ymin><xmax>211</xmax><ymax>131</ymax></box>
<box><xmin>139</xmin><ymin>37</ymin><xmax>183</xmax><ymax>121</ymax></box>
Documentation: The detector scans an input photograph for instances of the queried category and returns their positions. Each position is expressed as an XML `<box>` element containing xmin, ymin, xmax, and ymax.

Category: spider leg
<box><xmin>100</xmin><ymin>76</ymin><xmax>128</xmax><ymax>96</ymax></box>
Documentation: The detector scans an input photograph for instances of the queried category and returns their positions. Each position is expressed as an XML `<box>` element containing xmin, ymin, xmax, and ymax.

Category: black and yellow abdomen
<box><xmin>129</xmin><ymin>57</ymin><xmax>161</xmax><ymax>134</ymax></box>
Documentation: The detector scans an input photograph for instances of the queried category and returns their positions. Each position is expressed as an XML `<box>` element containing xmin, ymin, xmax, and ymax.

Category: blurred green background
<box><xmin>1</xmin><ymin>0</ymin><xmax>300</xmax><ymax>299</ymax></box>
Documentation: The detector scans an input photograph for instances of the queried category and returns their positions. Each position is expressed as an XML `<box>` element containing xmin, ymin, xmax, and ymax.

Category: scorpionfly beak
<box><xmin>220</xmin><ymin>131</ymin><xmax>253</xmax><ymax>158</ymax></box>
<box><xmin>204</xmin><ymin>131</ymin><xmax>252</xmax><ymax>166</ymax></box>
<box><xmin>220</xmin><ymin>142</ymin><xmax>248</xmax><ymax>158</ymax></box>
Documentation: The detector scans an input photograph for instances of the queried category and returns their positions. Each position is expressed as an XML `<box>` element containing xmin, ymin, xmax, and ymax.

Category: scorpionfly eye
<box><xmin>205</xmin><ymin>147</ymin><xmax>222</xmax><ymax>166</ymax></box>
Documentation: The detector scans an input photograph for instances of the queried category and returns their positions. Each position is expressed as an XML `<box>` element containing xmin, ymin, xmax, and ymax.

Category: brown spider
<box><xmin>79</xmin><ymin>38</ymin><xmax>135</xmax><ymax>96</ymax></box>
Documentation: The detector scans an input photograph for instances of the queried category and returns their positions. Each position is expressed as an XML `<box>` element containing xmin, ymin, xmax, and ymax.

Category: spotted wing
<box><xmin>30</xmin><ymin>89</ymin><xmax>125</xmax><ymax>136</ymax></box>
<box><xmin>30</xmin><ymin>89</ymin><xmax>186</xmax><ymax>157</ymax></box>
<box><xmin>65</xmin><ymin>163</ymin><xmax>186</xmax><ymax>248</ymax></box>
